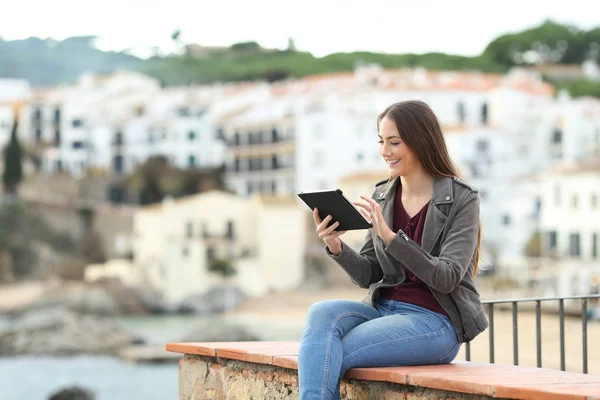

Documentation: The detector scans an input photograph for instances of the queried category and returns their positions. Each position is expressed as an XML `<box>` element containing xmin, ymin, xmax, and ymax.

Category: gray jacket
<box><xmin>327</xmin><ymin>175</ymin><xmax>488</xmax><ymax>343</ymax></box>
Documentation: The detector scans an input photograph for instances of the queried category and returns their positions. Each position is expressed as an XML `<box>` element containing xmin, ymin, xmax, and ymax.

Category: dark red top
<box><xmin>378</xmin><ymin>185</ymin><xmax>448</xmax><ymax>316</ymax></box>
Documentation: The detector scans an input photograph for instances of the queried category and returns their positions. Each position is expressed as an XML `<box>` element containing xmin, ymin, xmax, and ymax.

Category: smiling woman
<box><xmin>299</xmin><ymin>100</ymin><xmax>487</xmax><ymax>400</ymax></box>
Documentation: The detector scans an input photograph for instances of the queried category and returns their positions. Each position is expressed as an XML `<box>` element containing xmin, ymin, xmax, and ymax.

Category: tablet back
<box><xmin>298</xmin><ymin>189</ymin><xmax>372</xmax><ymax>231</ymax></box>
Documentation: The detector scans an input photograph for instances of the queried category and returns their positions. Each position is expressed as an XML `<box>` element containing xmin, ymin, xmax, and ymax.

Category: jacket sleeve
<box><xmin>326</xmin><ymin>230</ymin><xmax>384</xmax><ymax>288</ymax></box>
<box><xmin>383</xmin><ymin>191</ymin><xmax>480</xmax><ymax>294</ymax></box>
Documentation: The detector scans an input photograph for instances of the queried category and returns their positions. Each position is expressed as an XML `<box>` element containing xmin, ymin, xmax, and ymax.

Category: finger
<box><xmin>358</xmin><ymin>208</ymin><xmax>372</xmax><ymax>222</ymax></box>
<box><xmin>319</xmin><ymin>221</ymin><xmax>340</xmax><ymax>238</ymax></box>
<box><xmin>325</xmin><ymin>230</ymin><xmax>347</xmax><ymax>240</ymax></box>
<box><xmin>316</xmin><ymin>215</ymin><xmax>333</xmax><ymax>232</ymax></box>
<box><xmin>353</xmin><ymin>201</ymin><xmax>372</xmax><ymax>212</ymax></box>
<box><xmin>360</xmin><ymin>195</ymin><xmax>378</xmax><ymax>207</ymax></box>
<box><xmin>312</xmin><ymin>208</ymin><xmax>321</xmax><ymax>224</ymax></box>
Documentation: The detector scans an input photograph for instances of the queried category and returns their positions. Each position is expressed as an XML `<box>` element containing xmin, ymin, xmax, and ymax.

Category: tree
<box><xmin>208</xmin><ymin>258</ymin><xmax>236</xmax><ymax>278</ymax></box>
<box><xmin>524</xmin><ymin>232</ymin><xmax>542</xmax><ymax>258</ymax></box>
<box><xmin>2</xmin><ymin>111</ymin><xmax>23</xmax><ymax>194</ymax></box>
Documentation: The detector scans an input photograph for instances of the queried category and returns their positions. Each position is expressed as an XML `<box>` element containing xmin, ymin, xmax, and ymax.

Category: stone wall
<box><xmin>178</xmin><ymin>355</ymin><xmax>497</xmax><ymax>400</ymax></box>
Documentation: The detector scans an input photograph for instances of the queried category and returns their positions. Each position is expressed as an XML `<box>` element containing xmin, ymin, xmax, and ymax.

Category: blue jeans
<box><xmin>298</xmin><ymin>299</ymin><xmax>461</xmax><ymax>400</ymax></box>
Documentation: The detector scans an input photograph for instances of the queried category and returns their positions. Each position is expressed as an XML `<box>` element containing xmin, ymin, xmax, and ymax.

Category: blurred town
<box><xmin>1</xmin><ymin>16</ymin><xmax>600</xmax><ymax>400</ymax></box>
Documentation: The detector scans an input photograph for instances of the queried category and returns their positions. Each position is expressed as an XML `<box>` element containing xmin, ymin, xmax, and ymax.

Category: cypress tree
<box><xmin>3</xmin><ymin>114</ymin><xmax>23</xmax><ymax>194</ymax></box>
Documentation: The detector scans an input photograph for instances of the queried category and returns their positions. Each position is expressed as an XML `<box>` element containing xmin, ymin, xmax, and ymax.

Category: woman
<box><xmin>298</xmin><ymin>100</ymin><xmax>488</xmax><ymax>400</ymax></box>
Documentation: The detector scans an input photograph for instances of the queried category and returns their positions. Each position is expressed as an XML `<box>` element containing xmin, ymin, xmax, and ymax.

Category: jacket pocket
<box><xmin>459</xmin><ymin>280</ymin><xmax>479</xmax><ymax>294</ymax></box>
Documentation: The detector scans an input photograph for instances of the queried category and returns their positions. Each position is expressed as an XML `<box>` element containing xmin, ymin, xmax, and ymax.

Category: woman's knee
<box><xmin>305</xmin><ymin>300</ymin><xmax>345</xmax><ymax>326</ymax></box>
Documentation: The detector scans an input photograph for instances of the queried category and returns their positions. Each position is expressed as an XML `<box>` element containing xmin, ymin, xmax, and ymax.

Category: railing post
<box><xmin>512</xmin><ymin>301</ymin><xmax>518</xmax><ymax>366</ymax></box>
<box><xmin>488</xmin><ymin>303</ymin><xmax>495</xmax><ymax>363</ymax></box>
<box><xmin>559</xmin><ymin>299</ymin><xmax>565</xmax><ymax>371</ymax></box>
<box><xmin>582</xmin><ymin>299</ymin><xmax>588</xmax><ymax>374</ymax></box>
<box><xmin>536</xmin><ymin>300</ymin><xmax>542</xmax><ymax>368</ymax></box>
<box><xmin>465</xmin><ymin>342</ymin><xmax>471</xmax><ymax>362</ymax></box>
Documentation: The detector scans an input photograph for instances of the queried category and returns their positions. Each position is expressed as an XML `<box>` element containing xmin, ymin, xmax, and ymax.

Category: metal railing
<box><xmin>465</xmin><ymin>294</ymin><xmax>600</xmax><ymax>373</ymax></box>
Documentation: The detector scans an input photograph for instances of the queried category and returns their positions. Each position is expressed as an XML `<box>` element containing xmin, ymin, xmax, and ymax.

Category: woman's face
<box><xmin>378</xmin><ymin>116</ymin><xmax>420</xmax><ymax>177</ymax></box>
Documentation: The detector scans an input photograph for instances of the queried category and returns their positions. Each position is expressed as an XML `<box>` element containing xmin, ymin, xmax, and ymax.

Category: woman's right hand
<box><xmin>313</xmin><ymin>208</ymin><xmax>346</xmax><ymax>255</ymax></box>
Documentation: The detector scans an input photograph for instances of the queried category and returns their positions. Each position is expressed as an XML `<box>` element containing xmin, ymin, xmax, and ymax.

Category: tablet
<box><xmin>298</xmin><ymin>189</ymin><xmax>373</xmax><ymax>231</ymax></box>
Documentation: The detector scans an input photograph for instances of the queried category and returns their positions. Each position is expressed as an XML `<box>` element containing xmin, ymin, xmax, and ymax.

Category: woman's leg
<box><xmin>339</xmin><ymin>301</ymin><xmax>461</xmax><ymax>377</ymax></box>
<box><xmin>298</xmin><ymin>299</ymin><xmax>381</xmax><ymax>400</ymax></box>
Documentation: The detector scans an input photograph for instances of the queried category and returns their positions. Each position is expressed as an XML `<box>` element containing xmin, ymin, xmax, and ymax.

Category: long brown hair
<box><xmin>377</xmin><ymin>100</ymin><xmax>481</xmax><ymax>277</ymax></box>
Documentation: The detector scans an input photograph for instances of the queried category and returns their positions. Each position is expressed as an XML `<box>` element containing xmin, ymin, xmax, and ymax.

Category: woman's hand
<box><xmin>313</xmin><ymin>208</ymin><xmax>346</xmax><ymax>255</ymax></box>
<box><xmin>354</xmin><ymin>196</ymin><xmax>396</xmax><ymax>245</ymax></box>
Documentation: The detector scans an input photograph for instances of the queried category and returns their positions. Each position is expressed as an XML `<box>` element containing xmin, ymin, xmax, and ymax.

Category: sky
<box><xmin>2</xmin><ymin>0</ymin><xmax>599</xmax><ymax>58</ymax></box>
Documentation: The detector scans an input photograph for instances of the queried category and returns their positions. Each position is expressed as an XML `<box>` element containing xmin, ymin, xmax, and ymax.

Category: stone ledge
<box><xmin>166</xmin><ymin>341</ymin><xmax>600</xmax><ymax>400</ymax></box>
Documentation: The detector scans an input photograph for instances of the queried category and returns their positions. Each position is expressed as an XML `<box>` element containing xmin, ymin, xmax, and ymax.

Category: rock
<box><xmin>178</xmin><ymin>286</ymin><xmax>247</xmax><ymax>315</ymax></box>
<box><xmin>179</xmin><ymin>320</ymin><xmax>260</xmax><ymax>342</ymax></box>
<box><xmin>48</xmin><ymin>386</ymin><xmax>95</xmax><ymax>400</ymax></box>
<box><xmin>0</xmin><ymin>307</ymin><xmax>137</xmax><ymax>355</ymax></box>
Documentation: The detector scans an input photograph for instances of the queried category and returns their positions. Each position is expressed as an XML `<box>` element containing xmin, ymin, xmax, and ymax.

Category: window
<box><xmin>271</xmin><ymin>128</ymin><xmax>279</xmax><ymax>142</ymax></box>
<box><xmin>113</xmin><ymin>155</ymin><xmax>124</xmax><ymax>174</ymax></box>
<box><xmin>72</xmin><ymin>141</ymin><xmax>84</xmax><ymax>149</ymax></box>
<box><xmin>457</xmin><ymin>102</ymin><xmax>466</xmax><ymax>123</ymax></box>
<box><xmin>271</xmin><ymin>155</ymin><xmax>279</xmax><ymax>170</ymax></box>
<box><xmin>215</xmin><ymin>127</ymin><xmax>225</xmax><ymax>141</ymax></box>
<box><xmin>178</xmin><ymin>107</ymin><xmax>190</xmax><ymax>117</ymax></box>
<box><xmin>271</xmin><ymin>181</ymin><xmax>277</xmax><ymax>193</ymax></box>
<box><xmin>188</xmin><ymin>155</ymin><xmax>196</xmax><ymax>167</ymax></box>
<box><xmin>206</xmin><ymin>247</ymin><xmax>216</xmax><ymax>262</ymax></box>
<box><xmin>476</xmin><ymin>139</ymin><xmax>489</xmax><ymax>153</ymax></box>
<box><xmin>552</xmin><ymin>128</ymin><xmax>563</xmax><ymax>144</ymax></box>
<box><xmin>234</xmin><ymin>158</ymin><xmax>241</xmax><ymax>172</ymax></box>
<box><xmin>481</xmin><ymin>103</ymin><xmax>488</xmax><ymax>124</ymax></box>
<box><xmin>186</xmin><ymin>221</ymin><xmax>193</xmax><ymax>238</ymax></box>
<box><xmin>226</xmin><ymin>220</ymin><xmax>235</xmax><ymax>240</ymax></box>
<box><xmin>247</xmin><ymin>182</ymin><xmax>254</xmax><ymax>195</ymax></box>
<box><xmin>593</xmin><ymin>233</ymin><xmax>598</xmax><ymax>259</ymax></box>
<box><xmin>533</xmin><ymin>197</ymin><xmax>542</xmax><ymax>216</ymax></box>
<box><xmin>114</xmin><ymin>131</ymin><xmax>123</xmax><ymax>145</ymax></box>
<box><xmin>72</xmin><ymin>119</ymin><xmax>83</xmax><ymax>128</ymax></box>
<box><xmin>188</xmin><ymin>131</ymin><xmax>196</xmax><ymax>141</ymax></box>
<box><xmin>233</xmin><ymin>132</ymin><xmax>241</xmax><ymax>146</ymax></box>
<box><xmin>569</xmin><ymin>233</ymin><xmax>581</xmax><ymax>257</ymax></box>
<box><xmin>548</xmin><ymin>231</ymin><xmax>558</xmax><ymax>250</ymax></box>
<box><xmin>502</xmin><ymin>214</ymin><xmax>511</xmax><ymax>226</ymax></box>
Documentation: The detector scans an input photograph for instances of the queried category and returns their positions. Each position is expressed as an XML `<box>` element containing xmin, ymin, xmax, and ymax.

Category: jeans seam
<box><xmin>321</xmin><ymin>311</ymin><xmax>374</xmax><ymax>400</ymax></box>
<box><xmin>436</xmin><ymin>340</ymin><xmax>460</xmax><ymax>364</ymax></box>
<box><xmin>341</xmin><ymin>319</ymin><xmax>452</xmax><ymax>369</ymax></box>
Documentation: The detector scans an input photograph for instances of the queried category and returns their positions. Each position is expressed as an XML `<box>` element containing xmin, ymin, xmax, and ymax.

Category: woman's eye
<box><xmin>377</xmin><ymin>141</ymin><xmax>383</xmax><ymax>144</ymax></box>
<box><xmin>390</xmin><ymin>142</ymin><xmax>400</xmax><ymax>146</ymax></box>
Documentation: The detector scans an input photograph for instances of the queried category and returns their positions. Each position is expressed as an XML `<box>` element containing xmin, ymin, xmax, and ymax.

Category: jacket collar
<box><xmin>378</xmin><ymin>176</ymin><xmax>454</xmax><ymax>253</ymax></box>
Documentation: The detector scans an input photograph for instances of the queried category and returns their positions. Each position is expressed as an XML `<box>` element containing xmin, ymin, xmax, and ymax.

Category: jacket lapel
<box><xmin>422</xmin><ymin>176</ymin><xmax>453</xmax><ymax>253</ymax></box>
<box><xmin>376</xmin><ymin>176</ymin><xmax>399</xmax><ymax>230</ymax></box>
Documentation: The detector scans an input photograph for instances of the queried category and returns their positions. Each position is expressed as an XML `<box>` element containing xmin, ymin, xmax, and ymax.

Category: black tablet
<box><xmin>298</xmin><ymin>189</ymin><xmax>373</xmax><ymax>231</ymax></box>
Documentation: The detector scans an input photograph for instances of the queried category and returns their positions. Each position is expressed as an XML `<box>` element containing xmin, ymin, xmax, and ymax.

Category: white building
<box><xmin>500</xmin><ymin>161</ymin><xmax>600</xmax><ymax>295</ymax></box>
<box><xmin>132</xmin><ymin>190</ymin><xmax>307</xmax><ymax>303</ymax></box>
<box><xmin>24</xmin><ymin>71</ymin><xmax>269</xmax><ymax>176</ymax></box>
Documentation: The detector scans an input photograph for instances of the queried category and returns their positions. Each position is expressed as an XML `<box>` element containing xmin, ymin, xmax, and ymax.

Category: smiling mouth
<box><xmin>386</xmin><ymin>159</ymin><xmax>400</xmax><ymax>166</ymax></box>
